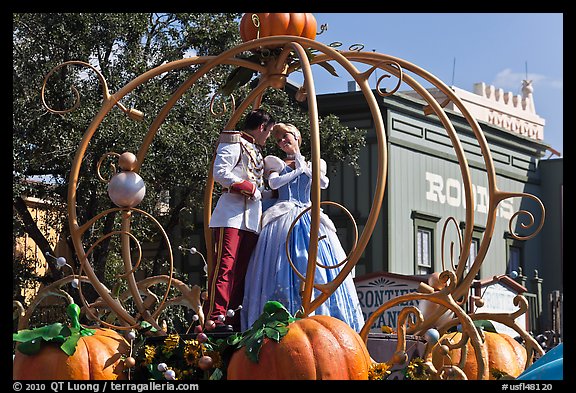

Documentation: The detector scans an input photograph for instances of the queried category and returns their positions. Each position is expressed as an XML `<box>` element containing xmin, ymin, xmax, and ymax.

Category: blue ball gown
<box><xmin>241</xmin><ymin>164</ymin><xmax>365</xmax><ymax>332</ymax></box>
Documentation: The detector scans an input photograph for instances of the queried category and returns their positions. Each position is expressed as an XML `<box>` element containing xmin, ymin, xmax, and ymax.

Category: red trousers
<box><xmin>203</xmin><ymin>227</ymin><xmax>258</xmax><ymax>330</ymax></box>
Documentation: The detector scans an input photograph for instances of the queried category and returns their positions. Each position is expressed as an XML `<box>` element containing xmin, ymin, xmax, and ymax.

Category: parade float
<box><xmin>13</xmin><ymin>13</ymin><xmax>550</xmax><ymax>380</ymax></box>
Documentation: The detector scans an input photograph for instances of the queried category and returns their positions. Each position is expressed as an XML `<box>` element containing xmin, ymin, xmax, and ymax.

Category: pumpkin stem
<box><xmin>66</xmin><ymin>303</ymin><xmax>82</xmax><ymax>330</ymax></box>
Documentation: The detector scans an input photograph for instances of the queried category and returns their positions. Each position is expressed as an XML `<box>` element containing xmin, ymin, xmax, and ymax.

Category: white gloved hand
<box><xmin>303</xmin><ymin>161</ymin><xmax>312</xmax><ymax>177</ymax></box>
<box><xmin>294</xmin><ymin>153</ymin><xmax>306</xmax><ymax>168</ymax></box>
<box><xmin>295</xmin><ymin>153</ymin><xmax>312</xmax><ymax>177</ymax></box>
<box><xmin>250</xmin><ymin>188</ymin><xmax>262</xmax><ymax>201</ymax></box>
<box><xmin>268</xmin><ymin>166</ymin><xmax>303</xmax><ymax>190</ymax></box>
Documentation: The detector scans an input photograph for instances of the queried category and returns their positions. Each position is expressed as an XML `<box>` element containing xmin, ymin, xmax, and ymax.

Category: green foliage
<box><xmin>259</xmin><ymin>89</ymin><xmax>366</xmax><ymax>174</ymax></box>
<box><xmin>235</xmin><ymin>301</ymin><xmax>295</xmax><ymax>363</ymax></box>
<box><xmin>131</xmin><ymin>301</ymin><xmax>295</xmax><ymax>380</ymax></box>
<box><xmin>12</xmin><ymin>13</ymin><xmax>367</xmax><ymax>331</ymax></box>
<box><xmin>13</xmin><ymin>303</ymin><xmax>96</xmax><ymax>356</ymax></box>
<box><xmin>13</xmin><ymin>13</ymin><xmax>242</xmax><ymax>308</ymax></box>
<box><xmin>473</xmin><ymin>319</ymin><xmax>498</xmax><ymax>333</ymax></box>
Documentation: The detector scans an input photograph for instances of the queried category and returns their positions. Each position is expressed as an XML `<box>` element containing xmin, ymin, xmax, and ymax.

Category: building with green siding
<box><xmin>314</xmin><ymin>81</ymin><xmax>562</xmax><ymax>339</ymax></box>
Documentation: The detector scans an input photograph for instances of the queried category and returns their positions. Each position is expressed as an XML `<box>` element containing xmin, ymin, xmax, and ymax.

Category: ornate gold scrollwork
<box><xmin>285</xmin><ymin>201</ymin><xmax>359</xmax><ymax>284</ymax></box>
<box><xmin>33</xmin><ymin>31</ymin><xmax>547</xmax><ymax>374</ymax></box>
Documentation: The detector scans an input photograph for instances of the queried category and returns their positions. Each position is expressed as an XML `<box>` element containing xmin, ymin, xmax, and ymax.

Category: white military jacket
<box><xmin>209</xmin><ymin>131</ymin><xmax>265</xmax><ymax>234</ymax></box>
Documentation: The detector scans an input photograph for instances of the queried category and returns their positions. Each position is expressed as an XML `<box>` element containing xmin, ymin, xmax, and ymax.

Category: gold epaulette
<box><xmin>218</xmin><ymin>131</ymin><xmax>241</xmax><ymax>144</ymax></box>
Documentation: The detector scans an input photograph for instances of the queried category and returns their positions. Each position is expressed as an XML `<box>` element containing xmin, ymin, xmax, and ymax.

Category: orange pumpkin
<box><xmin>13</xmin><ymin>328</ymin><xmax>130</xmax><ymax>380</ymax></box>
<box><xmin>239</xmin><ymin>13</ymin><xmax>317</xmax><ymax>42</ymax></box>
<box><xmin>431</xmin><ymin>331</ymin><xmax>527</xmax><ymax>379</ymax></box>
<box><xmin>227</xmin><ymin>315</ymin><xmax>372</xmax><ymax>380</ymax></box>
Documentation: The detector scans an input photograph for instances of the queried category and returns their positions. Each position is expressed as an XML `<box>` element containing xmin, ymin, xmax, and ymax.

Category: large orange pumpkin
<box><xmin>239</xmin><ymin>13</ymin><xmax>317</xmax><ymax>42</ymax></box>
<box><xmin>227</xmin><ymin>315</ymin><xmax>372</xmax><ymax>380</ymax></box>
<box><xmin>431</xmin><ymin>331</ymin><xmax>527</xmax><ymax>379</ymax></box>
<box><xmin>13</xmin><ymin>328</ymin><xmax>130</xmax><ymax>380</ymax></box>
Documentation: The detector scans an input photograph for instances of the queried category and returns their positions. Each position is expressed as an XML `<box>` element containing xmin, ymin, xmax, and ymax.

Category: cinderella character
<box><xmin>241</xmin><ymin>123</ymin><xmax>365</xmax><ymax>332</ymax></box>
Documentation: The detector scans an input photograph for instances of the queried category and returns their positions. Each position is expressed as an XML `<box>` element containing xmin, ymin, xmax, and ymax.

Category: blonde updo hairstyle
<box><xmin>272</xmin><ymin>122</ymin><xmax>302</xmax><ymax>146</ymax></box>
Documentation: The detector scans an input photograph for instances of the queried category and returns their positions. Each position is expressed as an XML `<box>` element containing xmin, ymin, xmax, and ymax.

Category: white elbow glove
<box><xmin>294</xmin><ymin>153</ymin><xmax>312</xmax><ymax>178</ymax></box>
<box><xmin>320</xmin><ymin>159</ymin><xmax>329</xmax><ymax>189</ymax></box>
<box><xmin>295</xmin><ymin>155</ymin><xmax>330</xmax><ymax>189</ymax></box>
<box><xmin>268</xmin><ymin>167</ymin><xmax>303</xmax><ymax>190</ymax></box>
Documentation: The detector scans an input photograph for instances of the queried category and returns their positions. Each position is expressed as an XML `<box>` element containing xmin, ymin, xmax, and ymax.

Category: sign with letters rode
<box><xmin>355</xmin><ymin>272</ymin><xmax>426</xmax><ymax>332</ymax></box>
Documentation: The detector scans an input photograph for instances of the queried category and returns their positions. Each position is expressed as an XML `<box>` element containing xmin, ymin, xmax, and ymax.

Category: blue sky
<box><xmin>289</xmin><ymin>13</ymin><xmax>563</xmax><ymax>157</ymax></box>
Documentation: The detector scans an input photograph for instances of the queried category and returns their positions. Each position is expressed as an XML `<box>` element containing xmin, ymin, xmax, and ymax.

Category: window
<box><xmin>466</xmin><ymin>237</ymin><xmax>480</xmax><ymax>279</ymax></box>
<box><xmin>508</xmin><ymin>245</ymin><xmax>521</xmax><ymax>275</ymax></box>
<box><xmin>411</xmin><ymin>211</ymin><xmax>441</xmax><ymax>276</ymax></box>
<box><xmin>459</xmin><ymin>223</ymin><xmax>484</xmax><ymax>280</ymax></box>
<box><xmin>505</xmin><ymin>232</ymin><xmax>523</xmax><ymax>277</ymax></box>
<box><xmin>417</xmin><ymin>228</ymin><xmax>433</xmax><ymax>275</ymax></box>
<box><xmin>505</xmin><ymin>231</ymin><xmax>523</xmax><ymax>276</ymax></box>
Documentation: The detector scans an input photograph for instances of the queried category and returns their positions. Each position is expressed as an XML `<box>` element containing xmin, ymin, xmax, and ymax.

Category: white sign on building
<box><xmin>473</xmin><ymin>280</ymin><xmax>528</xmax><ymax>338</ymax></box>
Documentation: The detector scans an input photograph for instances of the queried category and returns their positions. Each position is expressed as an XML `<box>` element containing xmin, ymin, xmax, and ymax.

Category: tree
<box><xmin>12</xmin><ymin>13</ymin><xmax>366</xmax><ymax>325</ymax></box>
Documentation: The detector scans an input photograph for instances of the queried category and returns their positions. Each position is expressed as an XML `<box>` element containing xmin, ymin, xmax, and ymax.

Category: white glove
<box><xmin>302</xmin><ymin>162</ymin><xmax>312</xmax><ymax>178</ymax></box>
<box><xmin>294</xmin><ymin>153</ymin><xmax>306</xmax><ymax>168</ymax></box>
<box><xmin>294</xmin><ymin>153</ymin><xmax>312</xmax><ymax>177</ymax></box>
<box><xmin>250</xmin><ymin>188</ymin><xmax>262</xmax><ymax>201</ymax></box>
<box><xmin>268</xmin><ymin>166</ymin><xmax>303</xmax><ymax>190</ymax></box>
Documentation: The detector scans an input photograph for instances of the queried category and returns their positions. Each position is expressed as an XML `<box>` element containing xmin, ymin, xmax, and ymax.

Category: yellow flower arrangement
<box><xmin>368</xmin><ymin>362</ymin><xmax>392</xmax><ymax>380</ymax></box>
<box><xmin>142</xmin><ymin>345</ymin><xmax>157</xmax><ymax>366</ymax></box>
<box><xmin>404</xmin><ymin>357</ymin><xmax>432</xmax><ymax>380</ymax></box>
<box><xmin>183</xmin><ymin>339</ymin><xmax>203</xmax><ymax>366</ymax></box>
<box><xmin>368</xmin><ymin>357</ymin><xmax>432</xmax><ymax>380</ymax></box>
<box><xmin>133</xmin><ymin>332</ymin><xmax>236</xmax><ymax>380</ymax></box>
<box><xmin>161</xmin><ymin>333</ymin><xmax>180</xmax><ymax>356</ymax></box>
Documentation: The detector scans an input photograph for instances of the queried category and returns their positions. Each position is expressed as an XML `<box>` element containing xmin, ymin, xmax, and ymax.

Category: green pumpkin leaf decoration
<box><xmin>13</xmin><ymin>323</ymin><xmax>64</xmax><ymax>343</ymax></box>
<box><xmin>263</xmin><ymin>327</ymin><xmax>280</xmax><ymax>342</ymax></box>
<box><xmin>473</xmin><ymin>319</ymin><xmax>498</xmax><ymax>333</ymax></box>
<box><xmin>219</xmin><ymin>66</ymin><xmax>256</xmax><ymax>96</ymax></box>
<box><xmin>263</xmin><ymin>300</ymin><xmax>284</xmax><ymax>314</ymax></box>
<box><xmin>60</xmin><ymin>330</ymin><xmax>82</xmax><ymax>356</ymax></box>
<box><xmin>209</xmin><ymin>368</ymin><xmax>223</xmax><ymax>380</ymax></box>
<box><xmin>316</xmin><ymin>61</ymin><xmax>339</xmax><ymax>77</ymax></box>
<box><xmin>226</xmin><ymin>332</ymin><xmax>242</xmax><ymax>346</ymax></box>
<box><xmin>12</xmin><ymin>302</ymin><xmax>95</xmax><ymax>356</ymax></box>
<box><xmin>140</xmin><ymin>320</ymin><xmax>158</xmax><ymax>333</ymax></box>
<box><xmin>237</xmin><ymin>301</ymin><xmax>295</xmax><ymax>363</ymax></box>
<box><xmin>15</xmin><ymin>338</ymin><xmax>43</xmax><ymax>355</ymax></box>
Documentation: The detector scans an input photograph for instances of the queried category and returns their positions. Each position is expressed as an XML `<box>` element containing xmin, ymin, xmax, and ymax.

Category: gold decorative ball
<box><xmin>198</xmin><ymin>355</ymin><xmax>213</xmax><ymax>371</ymax></box>
<box><xmin>439</xmin><ymin>344</ymin><xmax>450</xmax><ymax>356</ymax></box>
<box><xmin>124</xmin><ymin>357</ymin><xmax>136</xmax><ymax>368</ymax></box>
<box><xmin>118</xmin><ymin>152</ymin><xmax>138</xmax><ymax>171</ymax></box>
<box><xmin>205</xmin><ymin>320</ymin><xmax>216</xmax><ymax>331</ymax></box>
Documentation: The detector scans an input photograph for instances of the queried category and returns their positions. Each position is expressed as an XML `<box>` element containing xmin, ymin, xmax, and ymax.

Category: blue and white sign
<box><xmin>355</xmin><ymin>273</ymin><xmax>424</xmax><ymax>332</ymax></box>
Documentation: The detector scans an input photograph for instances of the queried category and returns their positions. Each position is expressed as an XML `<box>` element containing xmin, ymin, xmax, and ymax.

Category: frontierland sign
<box><xmin>355</xmin><ymin>272</ymin><xmax>425</xmax><ymax>332</ymax></box>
